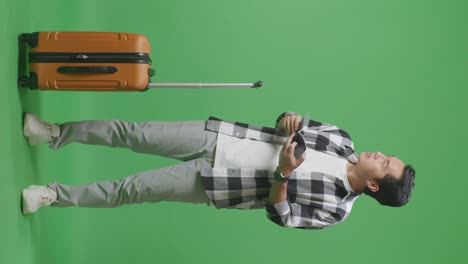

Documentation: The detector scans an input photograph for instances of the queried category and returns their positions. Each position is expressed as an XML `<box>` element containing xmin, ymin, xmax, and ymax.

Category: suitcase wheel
<box><xmin>18</xmin><ymin>33</ymin><xmax>38</xmax><ymax>48</ymax></box>
<box><xmin>18</xmin><ymin>74</ymin><xmax>38</xmax><ymax>89</ymax></box>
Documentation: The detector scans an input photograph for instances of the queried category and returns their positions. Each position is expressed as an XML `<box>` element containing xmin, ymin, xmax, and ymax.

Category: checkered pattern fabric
<box><xmin>201</xmin><ymin>113</ymin><xmax>360</xmax><ymax>229</ymax></box>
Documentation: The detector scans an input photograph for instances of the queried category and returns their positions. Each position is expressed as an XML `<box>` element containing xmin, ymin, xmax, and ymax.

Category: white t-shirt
<box><xmin>214</xmin><ymin>133</ymin><xmax>355</xmax><ymax>192</ymax></box>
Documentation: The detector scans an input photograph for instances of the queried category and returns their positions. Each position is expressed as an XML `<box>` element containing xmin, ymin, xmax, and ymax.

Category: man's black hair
<box><xmin>364</xmin><ymin>165</ymin><xmax>416</xmax><ymax>207</ymax></box>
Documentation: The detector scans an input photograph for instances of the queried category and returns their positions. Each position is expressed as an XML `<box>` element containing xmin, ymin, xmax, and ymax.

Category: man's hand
<box><xmin>277</xmin><ymin>114</ymin><xmax>302</xmax><ymax>136</ymax></box>
<box><xmin>278</xmin><ymin>133</ymin><xmax>306</xmax><ymax>176</ymax></box>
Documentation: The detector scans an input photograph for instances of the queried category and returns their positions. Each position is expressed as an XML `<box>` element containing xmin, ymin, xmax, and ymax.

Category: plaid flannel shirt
<box><xmin>200</xmin><ymin>112</ymin><xmax>360</xmax><ymax>229</ymax></box>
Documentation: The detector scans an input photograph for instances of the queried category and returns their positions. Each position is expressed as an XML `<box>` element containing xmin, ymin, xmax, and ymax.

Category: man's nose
<box><xmin>375</xmin><ymin>152</ymin><xmax>385</xmax><ymax>159</ymax></box>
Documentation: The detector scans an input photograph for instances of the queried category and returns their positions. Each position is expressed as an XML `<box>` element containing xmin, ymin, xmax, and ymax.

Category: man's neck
<box><xmin>346</xmin><ymin>162</ymin><xmax>365</xmax><ymax>193</ymax></box>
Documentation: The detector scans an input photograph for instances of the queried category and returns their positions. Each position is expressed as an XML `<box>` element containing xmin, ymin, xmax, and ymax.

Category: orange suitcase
<box><xmin>18</xmin><ymin>31</ymin><xmax>262</xmax><ymax>91</ymax></box>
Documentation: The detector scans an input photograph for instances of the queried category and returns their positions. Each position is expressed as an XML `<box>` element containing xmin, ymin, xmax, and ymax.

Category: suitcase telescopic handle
<box><xmin>57</xmin><ymin>66</ymin><xmax>118</xmax><ymax>74</ymax></box>
<box><xmin>147</xmin><ymin>81</ymin><xmax>263</xmax><ymax>89</ymax></box>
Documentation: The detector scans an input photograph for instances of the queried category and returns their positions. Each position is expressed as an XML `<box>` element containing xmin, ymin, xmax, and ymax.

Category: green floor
<box><xmin>1</xmin><ymin>0</ymin><xmax>467</xmax><ymax>263</ymax></box>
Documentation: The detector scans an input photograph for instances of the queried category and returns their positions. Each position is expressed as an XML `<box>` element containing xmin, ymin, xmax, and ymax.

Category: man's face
<box><xmin>357</xmin><ymin>152</ymin><xmax>406</xmax><ymax>184</ymax></box>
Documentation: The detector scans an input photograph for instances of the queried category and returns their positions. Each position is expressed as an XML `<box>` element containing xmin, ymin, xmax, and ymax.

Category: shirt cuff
<box><xmin>266</xmin><ymin>200</ymin><xmax>291</xmax><ymax>216</ymax></box>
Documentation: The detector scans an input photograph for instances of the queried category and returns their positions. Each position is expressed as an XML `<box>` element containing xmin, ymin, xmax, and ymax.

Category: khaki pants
<box><xmin>47</xmin><ymin>119</ymin><xmax>217</xmax><ymax>208</ymax></box>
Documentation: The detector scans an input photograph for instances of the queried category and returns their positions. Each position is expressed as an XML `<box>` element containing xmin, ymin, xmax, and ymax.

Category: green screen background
<box><xmin>1</xmin><ymin>0</ymin><xmax>466</xmax><ymax>263</ymax></box>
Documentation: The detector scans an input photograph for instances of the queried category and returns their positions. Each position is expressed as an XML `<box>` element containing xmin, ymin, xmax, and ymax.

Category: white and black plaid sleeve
<box><xmin>265</xmin><ymin>201</ymin><xmax>340</xmax><ymax>230</ymax></box>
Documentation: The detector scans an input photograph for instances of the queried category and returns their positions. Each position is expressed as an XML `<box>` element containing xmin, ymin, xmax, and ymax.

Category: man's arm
<box><xmin>267</xmin><ymin>180</ymin><xmax>289</xmax><ymax>205</ymax></box>
<box><xmin>267</xmin><ymin>133</ymin><xmax>305</xmax><ymax>205</ymax></box>
<box><xmin>266</xmin><ymin>134</ymin><xmax>337</xmax><ymax>229</ymax></box>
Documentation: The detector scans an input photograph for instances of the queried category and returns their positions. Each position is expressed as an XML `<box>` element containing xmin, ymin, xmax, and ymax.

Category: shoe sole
<box><xmin>22</xmin><ymin>113</ymin><xmax>38</xmax><ymax>145</ymax></box>
<box><xmin>23</xmin><ymin>112</ymin><xmax>33</xmax><ymax>138</ymax></box>
<box><xmin>21</xmin><ymin>189</ymin><xmax>35</xmax><ymax>215</ymax></box>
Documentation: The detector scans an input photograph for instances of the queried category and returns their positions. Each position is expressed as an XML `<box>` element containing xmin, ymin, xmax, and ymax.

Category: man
<box><xmin>21</xmin><ymin>112</ymin><xmax>415</xmax><ymax>230</ymax></box>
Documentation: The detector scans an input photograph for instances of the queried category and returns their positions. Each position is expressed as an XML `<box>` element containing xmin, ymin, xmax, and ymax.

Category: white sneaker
<box><xmin>23</xmin><ymin>113</ymin><xmax>60</xmax><ymax>145</ymax></box>
<box><xmin>22</xmin><ymin>185</ymin><xmax>58</xmax><ymax>214</ymax></box>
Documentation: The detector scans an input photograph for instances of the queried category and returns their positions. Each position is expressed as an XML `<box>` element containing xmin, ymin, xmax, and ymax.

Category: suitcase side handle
<box><xmin>57</xmin><ymin>66</ymin><xmax>118</xmax><ymax>74</ymax></box>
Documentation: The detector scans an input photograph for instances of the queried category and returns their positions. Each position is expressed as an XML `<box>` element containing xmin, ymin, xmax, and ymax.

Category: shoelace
<box><xmin>42</xmin><ymin>125</ymin><xmax>56</xmax><ymax>139</ymax></box>
<box><xmin>40</xmin><ymin>195</ymin><xmax>58</xmax><ymax>205</ymax></box>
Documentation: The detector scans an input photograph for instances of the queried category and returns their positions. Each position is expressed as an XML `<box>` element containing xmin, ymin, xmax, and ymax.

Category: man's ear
<box><xmin>366</xmin><ymin>180</ymin><xmax>379</xmax><ymax>192</ymax></box>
